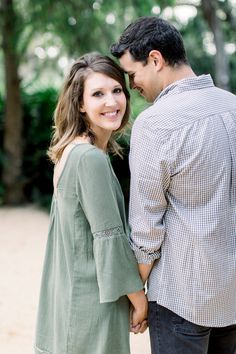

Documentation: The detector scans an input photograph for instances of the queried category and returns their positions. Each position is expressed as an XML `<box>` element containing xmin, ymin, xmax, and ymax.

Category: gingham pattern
<box><xmin>129</xmin><ymin>75</ymin><xmax>236</xmax><ymax>326</ymax></box>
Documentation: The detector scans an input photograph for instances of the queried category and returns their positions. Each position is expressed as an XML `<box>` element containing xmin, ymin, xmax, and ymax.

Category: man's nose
<box><xmin>129</xmin><ymin>77</ymin><xmax>135</xmax><ymax>89</ymax></box>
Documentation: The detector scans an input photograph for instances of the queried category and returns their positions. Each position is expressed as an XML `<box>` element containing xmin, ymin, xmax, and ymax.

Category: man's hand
<box><xmin>130</xmin><ymin>301</ymin><xmax>148</xmax><ymax>334</ymax></box>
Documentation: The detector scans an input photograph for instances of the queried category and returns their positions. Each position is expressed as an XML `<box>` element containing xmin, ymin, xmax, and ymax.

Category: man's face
<box><xmin>119</xmin><ymin>51</ymin><xmax>160</xmax><ymax>102</ymax></box>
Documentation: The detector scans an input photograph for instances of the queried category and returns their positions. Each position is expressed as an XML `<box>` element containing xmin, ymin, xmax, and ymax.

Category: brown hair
<box><xmin>48</xmin><ymin>52</ymin><xmax>130</xmax><ymax>163</ymax></box>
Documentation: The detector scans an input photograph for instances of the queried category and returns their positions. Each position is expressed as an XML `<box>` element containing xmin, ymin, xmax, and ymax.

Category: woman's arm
<box><xmin>77</xmin><ymin>148</ymin><xmax>144</xmax><ymax>303</ymax></box>
<box><xmin>128</xmin><ymin>290</ymin><xmax>148</xmax><ymax>333</ymax></box>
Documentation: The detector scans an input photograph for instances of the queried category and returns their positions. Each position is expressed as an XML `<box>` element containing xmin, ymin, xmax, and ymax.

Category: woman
<box><xmin>35</xmin><ymin>53</ymin><xmax>147</xmax><ymax>354</ymax></box>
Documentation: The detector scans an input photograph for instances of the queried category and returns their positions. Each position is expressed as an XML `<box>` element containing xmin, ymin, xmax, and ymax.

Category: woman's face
<box><xmin>80</xmin><ymin>72</ymin><xmax>127</xmax><ymax>139</ymax></box>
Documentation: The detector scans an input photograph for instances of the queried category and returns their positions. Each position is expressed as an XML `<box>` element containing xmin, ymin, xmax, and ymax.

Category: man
<box><xmin>111</xmin><ymin>16</ymin><xmax>236</xmax><ymax>354</ymax></box>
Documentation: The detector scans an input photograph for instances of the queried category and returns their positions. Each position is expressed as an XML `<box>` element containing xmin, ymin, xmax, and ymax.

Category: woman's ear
<box><xmin>80</xmin><ymin>104</ymin><xmax>85</xmax><ymax>113</ymax></box>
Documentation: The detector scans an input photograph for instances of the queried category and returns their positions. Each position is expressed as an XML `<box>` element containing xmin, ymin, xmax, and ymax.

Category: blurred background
<box><xmin>0</xmin><ymin>1</ymin><xmax>236</xmax><ymax>353</ymax></box>
<box><xmin>0</xmin><ymin>0</ymin><xmax>236</xmax><ymax>208</ymax></box>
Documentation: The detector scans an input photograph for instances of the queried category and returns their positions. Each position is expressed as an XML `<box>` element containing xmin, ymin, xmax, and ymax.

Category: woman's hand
<box><xmin>130</xmin><ymin>305</ymin><xmax>148</xmax><ymax>333</ymax></box>
<box><xmin>128</xmin><ymin>290</ymin><xmax>148</xmax><ymax>333</ymax></box>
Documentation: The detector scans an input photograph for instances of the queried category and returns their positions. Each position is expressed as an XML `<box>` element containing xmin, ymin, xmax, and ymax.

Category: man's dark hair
<box><xmin>111</xmin><ymin>16</ymin><xmax>188</xmax><ymax>66</ymax></box>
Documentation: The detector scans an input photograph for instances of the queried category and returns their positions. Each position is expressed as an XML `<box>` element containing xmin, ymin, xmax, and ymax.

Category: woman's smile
<box><xmin>80</xmin><ymin>72</ymin><xmax>127</xmax><ymax>140</ymax></box>
<box><xmin>101</xmin><ymin>109</ymin><xmax>120</xmax><ymax>118</ymax></box>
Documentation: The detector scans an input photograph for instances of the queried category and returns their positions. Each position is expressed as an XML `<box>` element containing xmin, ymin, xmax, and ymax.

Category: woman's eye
<box><xmin>92</xmin><ymin>91</ymin><xmax>103</xmax><ymax>97</ymax></box>
<box><xmin>113</xmin><ymin>87</ymin><xmax>123</xmax><ymax>94</ymax></box>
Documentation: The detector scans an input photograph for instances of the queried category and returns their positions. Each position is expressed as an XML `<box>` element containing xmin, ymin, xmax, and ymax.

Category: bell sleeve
<box><xmin>77</xmin><ymin>147</ymin><xmax>143</xmax><ymax>303</ymax></box>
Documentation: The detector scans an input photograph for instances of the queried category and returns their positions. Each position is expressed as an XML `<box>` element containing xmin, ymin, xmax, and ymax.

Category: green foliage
<box><xmin>181</xmin><ymin>15</ymin><xmax>215</xmax><ymax>77</ymax></box>
<box><xmin>130</xmin><ymin>91</ymin><xmax>149</xmax><ymax>121</ymax></box>
<box><xmin>22</xmin><ymin>88</ymin><xmax>57</xmax><ymax>208</ymax></box>
<box><xmin>2</xmin><ymin>0</ymin><xmax>236</xmax><ymax>94</ymax></box>
<box><xmin>1</xmin><ymin>0</ymin><xmax>236</xmax><ymax>206</ymax></box>
<box><xmin>229</xmin><ymin>55</ymin><xmax>236</xmax><ymax>93</ymax></box>
<box><xmin>0</xmin><ymin>87</ymin><xmax>147</xmax><ymax>208</ymax></box>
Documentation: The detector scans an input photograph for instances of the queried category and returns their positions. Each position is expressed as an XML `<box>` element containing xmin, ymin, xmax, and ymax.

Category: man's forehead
<box><xmin>119</xmin><ymin>51</ymin><xmax>138</xmax><ymax>72</ymax></box>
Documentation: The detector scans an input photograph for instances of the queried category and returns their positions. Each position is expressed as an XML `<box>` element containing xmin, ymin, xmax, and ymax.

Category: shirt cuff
<box><xmin>130</xmin><ymin>242</ymin><xmax>161</xmax><ymax>264</ymax></box>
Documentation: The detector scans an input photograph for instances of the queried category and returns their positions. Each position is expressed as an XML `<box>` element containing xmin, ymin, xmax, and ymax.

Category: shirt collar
<box><xmin>154</xmin><ymin>74</ymin><xmax>215</xmax><ymax>103</ymax></box>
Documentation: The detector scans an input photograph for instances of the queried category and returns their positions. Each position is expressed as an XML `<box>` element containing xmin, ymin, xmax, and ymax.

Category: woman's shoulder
<box><xmin>71</xmin><ymin>143</ymin><xmax>107</xmax><ymax>159</ymax></box>
<box><xmin>70</xmin><ymin>144</ymin><xmax>109</xmax><ymax>170</ymax></box>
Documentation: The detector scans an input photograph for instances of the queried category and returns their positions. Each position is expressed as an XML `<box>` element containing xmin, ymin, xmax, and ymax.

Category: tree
<box><xmin>201</xmin><ymin>0</ymin><xmax>229</xmax><ymax>90</ymax></box>
<box><xmin>1</xmin><ymin>0</ymin><xmax>236</xmax><ymax>205</ymax></box>
<box><xmin>0</xmin><ymin>0</ymin><xmax>115</xmax><ymax>204</ymax></box>
<box><xmin>170</xmin><ymin>0</ymin><xmax>236</xmax><ymax>91</ymax></box>
<box><xmin>0</xmin><ymin>0</ymin><xmax>24</xmax><ymax>203</ymax></box>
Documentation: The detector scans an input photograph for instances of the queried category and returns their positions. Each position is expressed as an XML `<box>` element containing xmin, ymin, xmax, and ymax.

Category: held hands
<box><xmin>128</xmin><ymin>263</ymin><xmax>153</xmax><ymax>333</ymax></box>
<box><xmin>130</xmin><ymin>294</ymin><xmax>148</xmax><ymax>334</ymax></box>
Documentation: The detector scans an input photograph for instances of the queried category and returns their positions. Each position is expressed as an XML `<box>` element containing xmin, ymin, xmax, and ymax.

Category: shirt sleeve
<box><xmin>129</xmin><ymin>118</ymin><xmax>171</xmax><ymax>264</ymax></box>
<box><xmin>77</xmin><ymin>148</ymin><xmax>143</xmax><ymax>303</ymax></box>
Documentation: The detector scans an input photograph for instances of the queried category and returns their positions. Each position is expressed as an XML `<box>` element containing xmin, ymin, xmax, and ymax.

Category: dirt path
<box><xmin>0</xmin><ymin>205</ymin><xmax>151</xmax><ymax>354</ymax></box>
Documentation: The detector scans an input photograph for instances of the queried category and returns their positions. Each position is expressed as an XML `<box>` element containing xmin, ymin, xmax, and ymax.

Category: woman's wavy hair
<box><xmin>48</xmin><ymin>52</ymin><xmax>130</xmax><ymax>163</ymax></box>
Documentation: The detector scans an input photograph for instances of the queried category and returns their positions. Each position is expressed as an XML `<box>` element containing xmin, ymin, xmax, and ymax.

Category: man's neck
<box><xmin>162</xmin><ymin>64</ymin><xmax>196</xmax><ymax>90</ymax></box>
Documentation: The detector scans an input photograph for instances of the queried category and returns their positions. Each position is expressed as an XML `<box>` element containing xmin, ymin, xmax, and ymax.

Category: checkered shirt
<box><xmin>129</xmin><ymin>75</ymin><xmax>236</xmax><ymax>326</ymax></box>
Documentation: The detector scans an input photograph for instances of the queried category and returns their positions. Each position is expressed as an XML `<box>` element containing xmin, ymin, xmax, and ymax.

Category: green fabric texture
<box><xmin>35</xmin><ymin>144</ymin><xmax>143</xmax><ymax>354</ymax></box>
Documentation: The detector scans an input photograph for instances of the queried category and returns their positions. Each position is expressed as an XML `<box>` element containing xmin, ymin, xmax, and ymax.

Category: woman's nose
<box><xmin>105</xmin><ymin>93</ymin><xmax>117</xmax><ymax>106</ymax></box>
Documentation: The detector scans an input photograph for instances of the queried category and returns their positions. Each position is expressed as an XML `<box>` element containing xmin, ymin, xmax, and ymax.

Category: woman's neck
<box><xmin>71</xmin><ymin>135</ymin><xmax>109</xmax><ymax>153</ymax></box>
<box><xmin>95</xmin><ymin>139</ymin><xmax>108</xmax><ymax>152</ymax></box>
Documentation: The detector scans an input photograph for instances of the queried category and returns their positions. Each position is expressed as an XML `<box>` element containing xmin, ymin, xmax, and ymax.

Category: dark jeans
<box><xmin>148</xmin><ymin>302</ymin><xmax>236</xmax><ymax>354</ymax></box>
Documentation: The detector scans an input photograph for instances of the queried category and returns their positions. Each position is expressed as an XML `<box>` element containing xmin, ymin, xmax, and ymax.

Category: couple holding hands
<box><xmin>35</xmin><ymin>17</ymin><xmax>236</xmax><ymax>354</ymax></box>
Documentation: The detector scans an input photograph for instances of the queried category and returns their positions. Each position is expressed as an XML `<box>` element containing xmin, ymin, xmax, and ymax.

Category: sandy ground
<box><xmin>0</xmin><ymin>205</ymin><xmax>151</xmax><ymax>354</ymax></box>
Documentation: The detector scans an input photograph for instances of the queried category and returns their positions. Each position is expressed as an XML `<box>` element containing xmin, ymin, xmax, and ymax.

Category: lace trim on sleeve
<box><xmin>93</xmin><ymin>226</ymin><xmax>124</xmax><ymax>239</ymax></box>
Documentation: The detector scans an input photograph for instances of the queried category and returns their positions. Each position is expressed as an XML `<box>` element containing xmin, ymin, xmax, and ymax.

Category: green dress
<box><xmin>35</xmin><ymin>144</ymin><xmax>143</xmax><ymax>354</ymax></box>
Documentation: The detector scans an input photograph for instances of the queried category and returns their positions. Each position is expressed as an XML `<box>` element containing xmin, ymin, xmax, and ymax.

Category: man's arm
<box><xmin>138</xmin><ymin>263</ymin><xmax>154</xmax><ymax>283</ymax></box>
<box><xmin>129</xmin><ymin>117</ymin><xmax>171</xmax><ymax>266</ymax></box>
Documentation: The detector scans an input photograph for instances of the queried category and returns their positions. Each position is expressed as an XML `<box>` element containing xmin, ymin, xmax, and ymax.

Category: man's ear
<box><xmin>148</xmin><ymin>50</ymin><xmax>164</xmax><ymax>70</ymax></box>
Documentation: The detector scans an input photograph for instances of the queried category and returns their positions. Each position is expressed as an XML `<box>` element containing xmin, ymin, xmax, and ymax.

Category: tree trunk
<box><xmin>201</xmin><ymin>0</ymin><xmax>230</xmax><ymax>90</ymax></box>
<box><xmin>1</xmin><ymin>0</ymin><xmax>24</xmax><ymax>204</ymax></box>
